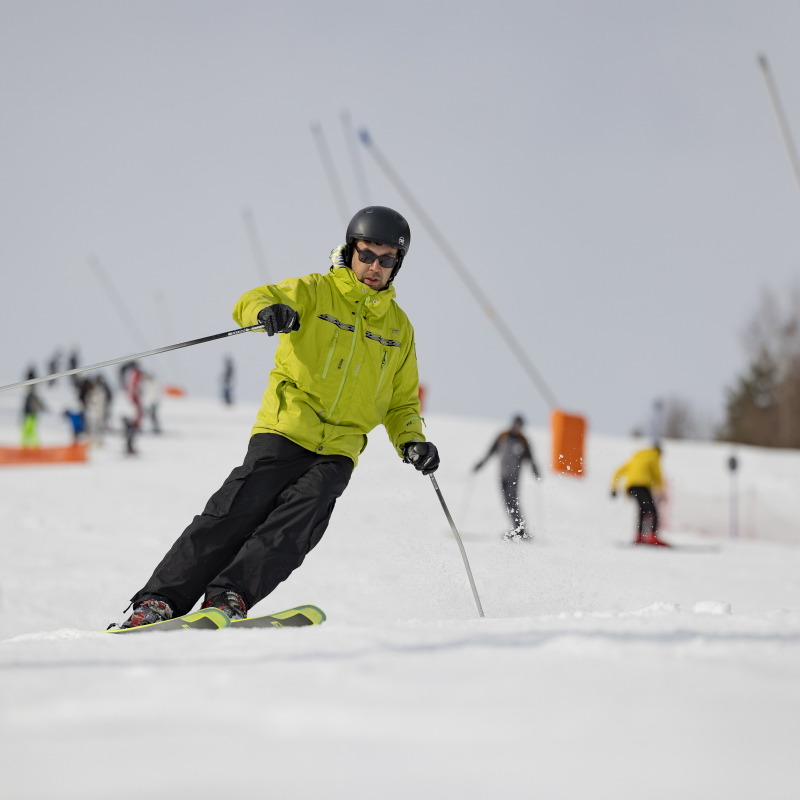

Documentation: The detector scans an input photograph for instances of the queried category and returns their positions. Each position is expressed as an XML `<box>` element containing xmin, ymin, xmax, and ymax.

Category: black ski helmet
<box><xmin>345</xmin><ymin>206</ymin><xmax>411</xmax><ymax>282</ymax></box>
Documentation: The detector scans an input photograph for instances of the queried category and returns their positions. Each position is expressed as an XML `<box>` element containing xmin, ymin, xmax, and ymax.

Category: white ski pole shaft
<box><xmin>0</xmin><ymin>324</ymin><xmax>265</xmax><ymax>394</ymax></box>
<box><xmin>310</xmin><ymin>122</ymin><xmax>350</xmax><ymax>228</ymax></box>
<box><xmin>758</xmin><ymin>54</ymin><xmax>800</xmax><ymax>197</ymax></box>
<box><xmin>430</xmin><ymin>474</ymin><xmax>485</xmax><ymax>618</ymax></box>
<box><xmin>241</xmin><ymin>207</ymin><xmax>273</xmax><ymax>284</ymax></box>
<box><xmin>340</xmin><ymin>110</ymin><xmax>370</xmax><ymax>206</ymax></box>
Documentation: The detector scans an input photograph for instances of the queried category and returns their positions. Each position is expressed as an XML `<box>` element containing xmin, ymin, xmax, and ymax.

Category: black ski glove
<box><xmin>610</xmin><ymin>489</ymin><xmax>617</xmax><ymax>498</ymax></box>
<box><xmin>403</xmin><ymin>442</ymin><xmax>440</xmax><ymax>475</ymax></box>
<box><xmin>257</xmin><ymin>304</ymin><xmax>301</xmax><ymax>336</ymax></box>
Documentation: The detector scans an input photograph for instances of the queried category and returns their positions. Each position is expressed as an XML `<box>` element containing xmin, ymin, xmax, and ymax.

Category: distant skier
<box><xmin>63</xmin><ymin>409</ymin><xmax>85</xmax><ymax>444</ymax></box>
<box><xmin>95</xmin><ymin>374</ymin><xmax>113</xmax><ymax>431</ymax></box>
<box><xmin>119</xmin><ymin>361</ymin><xmax>142</xmax><ymax>455</ymax></box>
<box><xmin>115</xmin><ymin>206</ymin><xmax>438</xmax><ymax>629</ymax></box>
<box><xmin>77</xmin><ymin>374</ymin><xmax>91</xmax><ymax>414</ymax></box>
<box><xmin>83</xmin><ymin>378</ymin><xmax>108</xmax><ymax>445</ymax></box>
<box><xmin>610</xmin><ymin>444</ymin><xmax>668</xmax><ymax>546</ymax></box>
<box><xmin>21</xmin><ymin>370</ymin><xmax>46</xmax><ymax>448</ymax></box>
<box><xmin>474</xmin><ymin>414</ymin><xmax>540</xmax><ymax>541</ymax></box>
<box><xmin>46</xmin><ymin>349</ymin><xmax>62</xmax><ymax>388</ymax></box>
<box><xmin>221</xmin><ymin>356</ymin><xmax>235</xmax><ymax>405</ymax></box>
<box><xmin>123</xmin><ymin>361</ymin><xmax>143</xmax><ymax>429</ymax></box>
<box><xmin>67</xmin><ymin>349</ymin><xmax>81</xmax><ymax>389</ymax></box>
<box><xmin>141</xmin><ymin>371</ymin><xmax>161</xmax><ymax>433</ymax></box>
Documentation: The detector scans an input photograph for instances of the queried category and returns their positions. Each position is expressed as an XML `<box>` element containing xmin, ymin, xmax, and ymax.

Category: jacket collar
<box><xmin>330</xmin><ymin>265</ymin><xmax>396</xmax><ymax>319</ymax></box>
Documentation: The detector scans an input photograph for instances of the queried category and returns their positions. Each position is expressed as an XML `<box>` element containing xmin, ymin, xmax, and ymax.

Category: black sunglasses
<box><xmin>356</xmin><ymin>247</ymin><xmax>398</xmax><ymax>271</ymax></box>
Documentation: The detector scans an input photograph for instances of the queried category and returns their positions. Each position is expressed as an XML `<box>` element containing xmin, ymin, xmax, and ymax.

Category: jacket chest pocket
<box><xmin>321</xmin><ymin>331</ymin><xmax>340</xmax><ymax>380</ymax></box>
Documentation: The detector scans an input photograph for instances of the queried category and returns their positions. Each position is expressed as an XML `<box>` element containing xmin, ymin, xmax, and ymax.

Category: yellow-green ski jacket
<box><xmin>232</xmin><ymin>261</ymin><xmax>425</xmax><ymax>468</ymax></box>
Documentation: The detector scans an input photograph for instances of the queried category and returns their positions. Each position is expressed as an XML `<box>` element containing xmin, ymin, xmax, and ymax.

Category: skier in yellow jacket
<box><xmin>610</xmin><ymin>444</ymin><xmax>668</xmax><ymax>546</ymax></box>
<box><xmin>117</xmin><ymin>206</ymin><xmax>438</xmax><ymax>628</ymax></box>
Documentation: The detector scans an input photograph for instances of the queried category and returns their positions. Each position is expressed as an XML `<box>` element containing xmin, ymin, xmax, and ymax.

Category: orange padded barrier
<box><xmin>551</xmin><ymin>410</ymin><xmax>587</xmax><ymax>477</ymax></box>
<box><xmin>164</xmin><ymin>385</ymin><xmax>186</xmax><ymax>397</ymax></box>
<box><xmin>0</xmin><ymin>443</ymin><xmax>88</xmax><ymax>466</ymax></box>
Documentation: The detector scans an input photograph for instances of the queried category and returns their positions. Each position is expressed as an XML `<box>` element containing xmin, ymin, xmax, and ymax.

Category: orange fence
<box><xmin>0</xmin><ymin>443</ymin><xmax>89</xmax><ymax>466</ymax></box>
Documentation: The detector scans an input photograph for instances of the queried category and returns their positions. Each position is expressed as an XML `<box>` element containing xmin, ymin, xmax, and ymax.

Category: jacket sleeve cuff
<box><xmin>395</xmin><ymin>431</ymin><xmax>424</xmax><ymax>458</ymax></box>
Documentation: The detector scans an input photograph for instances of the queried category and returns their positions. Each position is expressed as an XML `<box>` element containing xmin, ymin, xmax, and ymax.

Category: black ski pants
<box><xmin>133</xmin><ymin>433</ymin><xmax>353</xmax><ymax>616</ymax></box>
<box><xmin>627</xmin><ymin>486</ymin><xmax>658</xmax><ymax>534</ymax></box>
<box><xmin>501</xmin><ymin>478</ymin><xmax>525</xmax><ymax>532</ymax></box>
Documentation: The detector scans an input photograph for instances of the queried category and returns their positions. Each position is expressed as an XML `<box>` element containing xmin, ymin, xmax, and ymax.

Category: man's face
<box><xmin>350</xmin><ymin>240</ymin><xmax>398</xmax><ymax>291</ymax></box>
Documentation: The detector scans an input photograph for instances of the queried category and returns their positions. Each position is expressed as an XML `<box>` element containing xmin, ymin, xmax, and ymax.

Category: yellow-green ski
<box><xmin>230</xmin><ymin>604</ymin><xmax>326</xmax><ymax>629</ymax></box>
<box><xmin>106</xmin><ymin>607</ymin><xmax>230</xmax><ymax>634</ymax></box>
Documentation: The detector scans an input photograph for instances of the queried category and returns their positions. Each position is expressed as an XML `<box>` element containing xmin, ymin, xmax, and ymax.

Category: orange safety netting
<box><xmin>0</xmin><ymin>443</ymin><xmax>89</xmax><ymax>466</ymax></box>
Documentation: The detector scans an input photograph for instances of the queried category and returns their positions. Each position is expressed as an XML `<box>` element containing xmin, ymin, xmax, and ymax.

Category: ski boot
<box><xmin>503</xmin><ymin>527</ymin><xmax>531</xmax><ymax>543</ymax></box>
<box><xmin>643</xmin><ymin>532</ymin><xmax>670</xmax><ymax>547</ymax></box>
<box><xmin>118</xmin><ymin>597</ymin><xmax>174</xmax><ymax>629</ymax></box>
<box><xmin>203</xmin><ymin>591</ymin><xmax>248</xmax><ymax>620</ymax></box>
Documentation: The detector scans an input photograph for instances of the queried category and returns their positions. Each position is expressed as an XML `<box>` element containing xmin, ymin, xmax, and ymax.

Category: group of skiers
<box><xmin>473</xmin><ymin>417</ymin><xmax>665</xmax><ymax>546</ymax></box>
<box><xmin>19</xmin><ymin>356</ymin><xmax>161</xmax><ymax>454</ymax></box>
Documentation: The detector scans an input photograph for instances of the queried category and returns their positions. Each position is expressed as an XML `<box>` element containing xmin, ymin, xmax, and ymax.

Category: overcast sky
<box><xmin>1</xmin><ymin>1</ymin><xmax>799</xmax><ymax>435</ymax></box>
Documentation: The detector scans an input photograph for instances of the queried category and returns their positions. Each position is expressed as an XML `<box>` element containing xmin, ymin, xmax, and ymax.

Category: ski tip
<box><xmin>300</xmin><ymin>604</ymin><xmax>326</xmax><ymax>624</ymax></box>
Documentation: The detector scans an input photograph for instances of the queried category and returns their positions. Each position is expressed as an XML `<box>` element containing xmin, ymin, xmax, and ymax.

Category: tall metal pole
<box><xmin>88</xmin><ymin>255</ymin><xmax>150</xmax><ymax>350</ymax></box>
<box><xmin>358</xmin><ymin>128</ymin><xmax>559</xmax><ymax>410</ymax></box>
<box><xmin>758</xmin><ymin>54</ymin><xmax>800</xmax><ymax>198</ymax></box>
<box><xmin>310</xmin><ymin>122</ymin><xmax>350</xmax><ymax>228</ymax></box>
<box><xmin>241</xmin><ymin>207</ymin><xmax>272</xmax><ymax>284</ymax></box>
<box><xmin>341</xmin><ymin>110</ymin><xmax>370</xmax><ymax>206</ymax></box>
<box><xmin>728</xmin><ymin>455</ymin><xmax>739</xmax><ymax>539</ymax></box>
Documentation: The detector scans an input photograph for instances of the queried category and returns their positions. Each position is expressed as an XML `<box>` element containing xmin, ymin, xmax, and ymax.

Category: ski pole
<box><xmin>0</xmin><ymin>324</ymin><xmax>266</xmax><ymax>395</ymax></box>
<box><xmin>429</xmin><ymin>474</ymin><xmax>485</xmax><ymax>618</ymax></box>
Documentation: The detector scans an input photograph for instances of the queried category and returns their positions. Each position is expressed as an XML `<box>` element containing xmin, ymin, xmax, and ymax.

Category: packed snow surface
<box><xmin>1</xmin><ymin>396</ymin><xmax>799</xmax><ymax>798</ymax></box>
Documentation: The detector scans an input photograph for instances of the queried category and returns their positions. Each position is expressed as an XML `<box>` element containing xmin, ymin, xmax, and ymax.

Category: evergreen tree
<box><xmin>720</xmin><ymin>289</ymin><xmax>800</xmax><ymax>448</ymax></box>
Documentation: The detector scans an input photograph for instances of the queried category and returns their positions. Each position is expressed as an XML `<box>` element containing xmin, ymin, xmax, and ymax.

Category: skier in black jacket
<box><xmin>474</xmin><ymin>415</ymin><xmax>539</xmax><ymax>541</ymax></box>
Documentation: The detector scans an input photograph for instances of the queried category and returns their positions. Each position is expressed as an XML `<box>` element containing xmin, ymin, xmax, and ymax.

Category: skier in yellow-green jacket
<box><xmin>610</xmin><ymin>444</ymin><xmax>668</xmax><ymax>546</ymax></box>
<box><xmin>118</xmin><ymin>207</ymin><xmax>438</xmax><ymax>629</ymax></box>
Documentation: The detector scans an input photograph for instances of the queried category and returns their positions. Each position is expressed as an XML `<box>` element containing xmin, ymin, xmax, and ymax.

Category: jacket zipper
<box><xmin>325</xmin><ymin>295</ymin><xmax>367</xmax><ymax>421</ymax></box>
<box><xmin>374</xmin><ymin>350</ymin><xmax>387</xmax><ymax>398</ymax></box>
<box><xmin>321</xmin><ymin>331</ymin><xmax>339</xmax><ymax>380</ymax></box>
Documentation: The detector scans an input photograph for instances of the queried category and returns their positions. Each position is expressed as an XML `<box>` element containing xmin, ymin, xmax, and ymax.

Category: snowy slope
<box><xmin>1</xmin><ymin>396</ymin><xmax>799</xmax><ymax>799</ymax></box>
